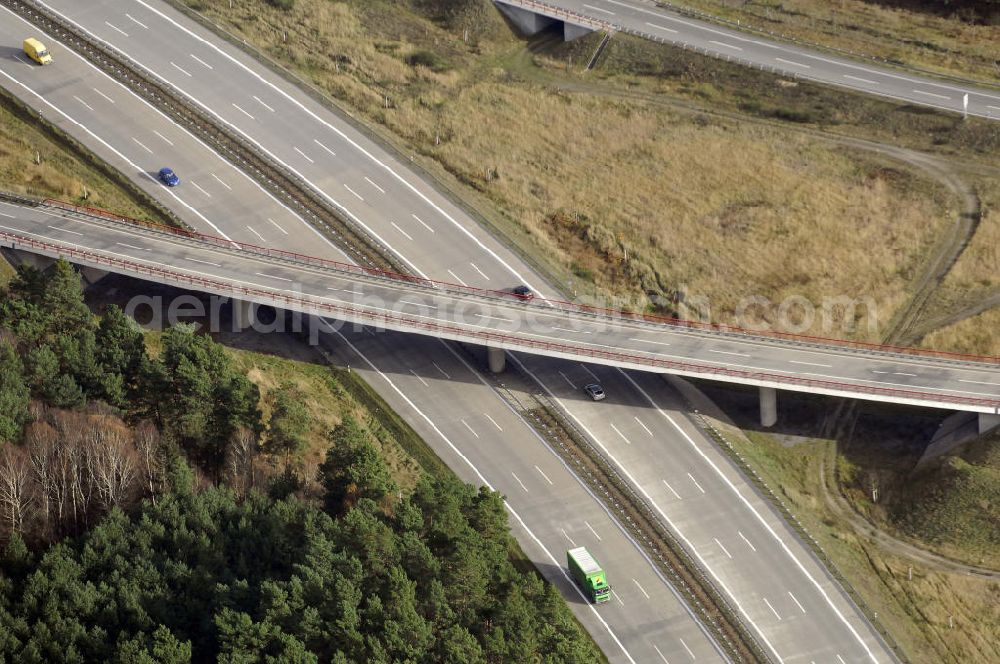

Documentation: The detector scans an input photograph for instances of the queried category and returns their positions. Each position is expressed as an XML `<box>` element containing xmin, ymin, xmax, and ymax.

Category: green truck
<box><xmin>567</xmin><ymin>547</ymin><xmax>610</xmax><ymax>604</ymax></box>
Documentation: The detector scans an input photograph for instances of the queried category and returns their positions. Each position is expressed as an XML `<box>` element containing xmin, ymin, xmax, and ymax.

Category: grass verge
<box><xmin>652</xmin><ymin>0</ymin><xmax>1000</xmax><ymax>84</ymax></box>
<box><xmin>174</xmin><ymin>0</ymin><xmax>967</xmax><ymax>343</ymax></box>
<box><xmin>0</xmin><ymin>85</ymin><xmax>177</xmax><ymax>225</ymax></box>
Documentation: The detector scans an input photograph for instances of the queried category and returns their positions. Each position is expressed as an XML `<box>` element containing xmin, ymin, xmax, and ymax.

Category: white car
<box><xmin>583</xmin><ymin>383</ymin><xmax>606</xmax><ymax>401</ymax></box>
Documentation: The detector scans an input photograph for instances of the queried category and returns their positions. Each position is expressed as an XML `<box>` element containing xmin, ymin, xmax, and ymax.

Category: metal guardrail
<box><xmin>498</xmin><ymin>0</ymin><xmax>1000</xmax><ymax>121</ymax></box>
<box><xmin>36</xmin><ymin>198</ymin><xmax>1000</xmax><ymax>369</ymax></box>
<box><xmin>3</xmin><ymin>220</ymin><xmax>999</xmax><ymax>412</ymax></box>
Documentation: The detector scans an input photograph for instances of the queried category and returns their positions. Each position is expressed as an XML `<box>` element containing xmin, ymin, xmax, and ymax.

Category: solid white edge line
<box><xmin>618</xmin><ymin>369</ymin><xmax>882</xmax><ymax>663</ymax></box>
<box><xmin>321</xmin><ymin>322</ymin><xmax>639</xmax><ymax>664</ymax></box>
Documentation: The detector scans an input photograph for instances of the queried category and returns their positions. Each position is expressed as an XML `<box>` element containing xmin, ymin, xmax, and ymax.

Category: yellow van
<box><xmin>23</xmin><ymin>38</ymin><xmax>52</xmax><ymax>65</ymax></box>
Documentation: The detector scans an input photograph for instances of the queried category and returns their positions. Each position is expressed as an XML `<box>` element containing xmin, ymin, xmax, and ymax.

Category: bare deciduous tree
<box><xmin>224</xmin><ymin>426</ymin><xmax>257</xmax><ymax>498</ymax></box>
<box><xmin>86</xmin><ymin>416</ymin><xmax>137</xmax><ymax>511</ymax></box>
<box><xmin>26</xmin><ymin>420</ymin><xmax>58</xmax><ymax>538</ymax></box>
<box><xmin>134</xmin><ymin>420</ymin><xmax>162</xmax><ymax>504</ymax></box>
<box><xmin>0</xmin><ymin>445</ymin><xmax>33</xmax><ymax>537</ymax></box>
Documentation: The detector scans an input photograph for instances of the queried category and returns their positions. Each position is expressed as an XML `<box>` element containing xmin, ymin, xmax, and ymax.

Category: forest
<box><xmin>0</xmin><ymin>261</ymin><xmax>601</xmax><ymax>663</ymax></box>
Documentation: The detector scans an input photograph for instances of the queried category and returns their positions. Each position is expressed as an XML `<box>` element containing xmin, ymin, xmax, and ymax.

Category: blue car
<box><xmin>158</xmin><ymin>167</ymin><xmax>180</xmax><ymax>187</ymax></box>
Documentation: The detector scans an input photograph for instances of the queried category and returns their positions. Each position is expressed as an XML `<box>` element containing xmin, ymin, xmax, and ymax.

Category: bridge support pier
<box><xmin>980</xmin><ymin>413</ymin><xmax>1000</xmax><ymax>435</ymax></box>
<box><xmin>233</xmin><ymin>299</ymin><xmax>257</xmax><ymax>331</ymax></box>
<box><xmin>487</xmin><ymin>346</ymin><xmax>506</xmax><ymax>373</ymax></box>
<box><xmin>760</xmin><ymin>386</ymin><xmax>777</xmax><ymax>428</ymax></box>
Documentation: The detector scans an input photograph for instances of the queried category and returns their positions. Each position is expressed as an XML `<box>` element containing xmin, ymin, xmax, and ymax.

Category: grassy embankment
<box><xmin>657</xmin><ymin>0</ymin><xmax>1000</xmax><ymax>84</ymax></box>
<box><xmin>176</xmin><ymin>0</ymin><xmax>972</xmax><ymax>343</ymax></box>
<box><xmin>705</xmin><ymin>406</ymin><xmax>1000</xmax><ymax>664</ymax></box>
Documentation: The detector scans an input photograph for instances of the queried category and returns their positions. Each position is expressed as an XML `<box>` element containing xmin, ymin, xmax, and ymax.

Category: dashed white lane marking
<box><xmin>104</xmin><ymin>21</ymin><xmax>129</xmax><ymax>37</ymax></box>
<box><xmin>789</xmin><ymin>360</ymin><xmax>832</xmax><ymax>367</ymax></box>
<box><xmin>629</xmin><ymin>337</ymin><xmax>672</xmax><ymax>347</ymax></box>
<box><xmin>610</xmin><ymin>423</ymin><xmax>631</xmax><ymax>445</ymax></box>
<box><xmin>511</xmin><ymin>471</ymin><xmax>529</xmax><ymax>493</ymax></box>
<box><xmin>738</xmin><ymin>531</ymin><xmax>757</xmax><ymax>552</ymax></box>
<box><xmin>461</xmin><ymin>418</ymin><xmax>479</xmax><ymax>439</ymax></box>
<box><xmin>152</xmin><ymin>129</ymin><xmax>173</xmax><ymax>145</ymax></box>
<box><xmin>763</xmin><ymin>597</ymin><xmax>782</xmax><ymax>620</ymax></box>
<box><xmin>211</xmin><ymin>173</ymin><xmax>231</xmax><ymax>190</ymax></box>
<box><xmin>189</xmin><ymin>53</ymin><xmax>213</xmax><ymax>70</ymax></box>
<box><xmin>432</xmin><ymin>362</ymin><xmax>450</xmax><ymax>379</ymax></box>
<box><xmin>845</xmin><ymin>74</ymin><xmax>878</xmax><ymax>85</ymax></box>
<box><xmin>788</xmin><ymin>591</ymin><xmax>807</xmax><ymax>614</ymax></box>
<box><xmin>561</xmin><ymin>528</ymin><xmax>577</xmax><ymax>547</ymax></box>
<box><xmin>412</xmin><ymin>213</ymin><xmax>434</xmax><ymax>233</ymax></box>
<box><xmin>775</xmin><ymin>57</ymin><xmax>810</xmax><ymax>68</ymax></box>
<box><xmin>92</xmin><ymin>88</ymin><xmax>115</xmax><ymax>104</ymax></box>
<box><xmin>446</xmin><ymin>269</ymin><xmax>467</xmax><ymax>287</ymax></box>
<box><xmin>634</xmin><ymin>416</ymin><xmax>653</xmax><ymax>436</ymax></box>
<box><xmin>679</xmin><ymin>637</ymin><xmax>696</xmax><ymax>661</ymax></box>
<box><xmin>583</xmin><ymin>3</ymin><xmax>614</xmax><ymax>14</ymax></box>
<box><xmin>687</xmin><ymin>472</ymin><xmax>706</xmax><ymax>494</ymax></box>
<box><xmin>709</xmin><ymin>40</ymin><xmax>742</xmax><ymax>50</ymax></box>
<box><xmin>313</xmin><ymin>138</ymin><xmax>336</xmax><ymax>156</ymax></box>
<box><xmin>397</xmin><ymin>299</ymin><xmax>436</xmax><ymax>310</ymax></box>
<box><xmin>190</xmin><ymin>181</ymin><xmax>211</xmax><ymax>198</ymax></box>
<box><xmin>553</xmin><ymin>326</ymin><xmax>589</xmax><ymax>334</ymax></box>
<box><xmin>170</xmin><ymin>61</ymin><xmax>191</xmax><ymax>77</ymax></box>
<box><xmin>184</xmin><ymin>256</ymin><xmax>220</xmax><ymax>267</ymax></box>
<box><xmin>485</xmin><ymin>413</ymin><xmax>504</xmax><ymax>431</ymax></box>
<box><xmin>708</xmin><ymin>349</ymin><xmax>751</xmax><ymax>357</ymax></box>
<box><xmin>409</xmin><ymin>369</ymin><xmax>428</xmax><ymax>387</ymax></box>
<box><xmin>267</xmin><ymin>217</ymin><xmax>288</xmax><ymax>234</ymax></box>
<box><xmin>232</xmin><ymin>103</ymin><xmax>256</xmax><ymax>120</ymax></box>
<box><xmin>293</xmin><ymin>146</ymin><xmax>313</xmax><ymax>163</ymax></box>
<box><xmin>390</xmin><ymin>222</ymin><xmax>413</xmax><ymax>241</ymax></box>
<box><xmin>254</xmin><ymin>272</ymin><xmax>293</xmax><ymax>282</ymax></box>
<box><xmin>13</xmin><ymin>54</ymin><xmax>31</xmax><ymax>68</ymax></box>
<box><xmin>584</xmin><ymin>520</ymin><xmax>601</xmax><ymax>540</ymax></box>
<box><xmin>837</xmin><ymin>654</ymin><xmax>847</xmax><ymax>664</ymax></box>
<box><xmin>116</xmin><ymin>242</ymin><xmax>149</xmax><ymax>251</ymax></box>
<box><xmin>253</xmin><ymin>95</ymin><xmax>276</xmax><ymax>112</ymax></box>
<box><xmin>245</xmin><ymin>226</ymin><xmax>265</xmax><ymax>242</ymax></box>
<box><xmin>470</xmin><ymin>263</ymin><xmax>490</xmax><ymax>280</ymax></box>
<box><xmin>662</xmin><ymin>479</ymin><xmax>682</xmax><ymax>500</ymax></box>
<box><xmin>632</xmin><ymin>578</ymin><xmax>651</xmax><ymax>599</ymax></box>
<box><xmin>612</xmin><ymin>589</ymin><xmax>625</xmax><ymax>607</ymax></box>
<box><xmin>125</xmin><ymin>13</ymin><xmax>149</xmax><ymax>29</ymax></box>
<box><xmin>581</xmin><ymin>364</ymin><xmax>600</xmax><ymax>381</ymax></box>
<box><xmin>364</xmin><ymin>176</ymin><xmax>386</xmax><ymax>194</ymax></box>
<box><xmin>894</xmin><ymin>372</ymin><xmax>917</xmax><ymax>377</ymax></box>
<box><xmin>344</xmin><ymin>184</ymin><xmax>364</xmax><ymax>201</ymax></box>
<box><xmin>913</xmin><ymin>89</ymin><xmax>951</xmax><ymax>100</ymax></box>
<box><xmin>0</xmin><ymin>213</ymin><xmax>13</xmax><ymax>219</ymax></box>
<box><xmin>474</xmin><ymin>313</ymin><xmax>512</xmax><ymax>323</ymax></box>
<box><xmin>73</xmin><ymin>95</ymin><xmax>94</xmax><ymax>111</ymax></box>
<box><xmin>130</xmin><ymin>136</ymin><xmax>153</xmax><ymax>154</ymax></box>
<box><xmin>960</xmin><ymin>379</ymin><xmax>1000</xmax><ymax>387</ymax></box>
<box><xmin>646</xmin><ymin>21</ymin><xmax>678</xmax><ymax>33</ymax></box>
<box><xmin>48</xmin><ymin>226</ymin><xmax>83</xmax><ymax>236</ymax></box>
<box><xmin>536</xmin><ymin>465</ymin><xmax>555</xmax><ymax>485</ymax></box>
<box><xmin>559</xmin><ymin>370</ymin><xmax>577</xmax><ymax>389</ymax></box>
<box><xmin>714</xmin><ymin>537</ymin><xmax>733</xmax><ymax>559</ymax></box>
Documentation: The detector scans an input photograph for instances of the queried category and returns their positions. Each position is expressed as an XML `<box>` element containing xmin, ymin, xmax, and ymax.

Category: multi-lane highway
<box><xmin>5</xmin><ymin>200</ymin><xmax>999</xmax><ymax>416</ymax></box>
<box><xmin>0</xmin><ymin>0</ymin><xmax>915</xmax><ymax>661</ymax></box>
<box><xmin>500</xmin><ymin>0</ymin><xmax>1000</xmax><ymax>120</ymax></box>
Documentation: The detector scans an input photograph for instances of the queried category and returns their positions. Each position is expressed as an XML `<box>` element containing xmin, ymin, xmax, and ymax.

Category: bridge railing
<box><xmin>4</xmin><ymin>228</ymin><xmax>999</xmax><ymax>411</ymax></box>
<box><xmin>38</xmin><ymin>198</ymin><xmax>1000</xmax><ymax>367</ymax></box>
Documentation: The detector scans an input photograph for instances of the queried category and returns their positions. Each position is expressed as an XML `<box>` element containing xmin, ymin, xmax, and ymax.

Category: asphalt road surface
<box><xmin>1</xmin><ymin>1</ymin><xmax>907</xmax><ymax>661</ymax></box>
<box><xmin>512</xmin><ymin>0</ymin><xmax>1000</xmax><ymax>120</ymax></box>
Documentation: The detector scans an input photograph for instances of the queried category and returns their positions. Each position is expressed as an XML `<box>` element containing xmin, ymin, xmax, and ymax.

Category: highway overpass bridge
<box><xmin>497</xmin><ymin>0</ymin><xmax>1000</xmax><ymax>120</ymax></box>
<box><xmin>4</xmin><ymin>196</ymin><xmax>999</xmax><ymax>431</ymax></box>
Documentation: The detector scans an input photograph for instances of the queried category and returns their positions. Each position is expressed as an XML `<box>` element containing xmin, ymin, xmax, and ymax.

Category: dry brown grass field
<box><xmin>660</xmin><ymin>0</ymin><xmax>1000</xmax><ymax>83</ymax></box>
<box><xmin>178</xmin><ymin>0</ymin><xmax>960</xmax><ymax>341</ymax></box>
<box><xmin>0</xmin><ymin>90</ymin><xmax>165</xmax><ymax>221</ymax></box>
